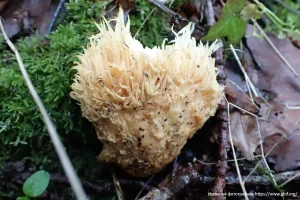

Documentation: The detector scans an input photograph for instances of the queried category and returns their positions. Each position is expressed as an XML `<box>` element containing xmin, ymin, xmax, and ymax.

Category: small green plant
<box><xmin>203</xmin><ymin>0</ymin><xmax>300</xmax><ymax>44</ymax></box>
<box><xmin>17</xmin><ymin>170</ymin><xmax>50</xmax><ymax>200</ymax></box>
<box><xmin>263</xmin><ymin>0</ymin><xmax>300</xmax><ymax>38</ymax></box>
<box><xmin>203</xmin><ymin>0</ymin><xmax>248</xmax><ymax>44</ymax></box>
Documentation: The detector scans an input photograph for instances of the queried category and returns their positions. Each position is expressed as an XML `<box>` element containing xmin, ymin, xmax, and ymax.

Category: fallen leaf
<box><xmin>260</xmin><ymin>133</ymin><xmax>300</xmax><ymax>172</ymax></box>
<box><xmin>0</xmin><ymin>0</ymin><xmax>58</xmax><ymax>38</ymax></box>
<box><xmin>0</xmin><ymin>0</ymin><xmax>9</xmax><ymax>12</ymax></box>
<box><xmin>246</xmin><ymin>25</ymin><xmax>300</xmax><ymax>104</ymax></box>
<box><xmin>118</xmin><ymin>0</ymin><xmax>135</xmax><ymax>14</ymax></box>
<box><xmin>104</xmin><ymin>0</ymin><xmax>135</xmax><ymax>25</ymax></box>
<box><xmin>230</xmin><ymin>111</ymin><xmax>260</xmax><ymax>160</ymax></box>
<box><xmin>229</xmin><ymin>100</ymin><xmax>300</xmax><ymax>160</ymax></box>
<box><xmin>35</xmin><ymin>0</ymin><xmax>59</xmax><ymax>35</ymax></box>
<box><xmin>179</xmin><ymin>0</ymin><xmax>205</xmax><ymax>22</ymax></box>
<box><xmin>227</xmin><ymin>26</ymin><xmax>300</xmax><ymax>171</ymax></box>
<box><xmin>226</xmin><ymin>81</ymin><xmax>259</xmax><ymax>114</ymax></box>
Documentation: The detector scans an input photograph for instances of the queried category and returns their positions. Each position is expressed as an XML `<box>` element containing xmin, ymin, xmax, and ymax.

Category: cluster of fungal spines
<box><xmin>70</xmin><ymin>8</ymin><xmax>223</xmax><ymax>176</ymax></box>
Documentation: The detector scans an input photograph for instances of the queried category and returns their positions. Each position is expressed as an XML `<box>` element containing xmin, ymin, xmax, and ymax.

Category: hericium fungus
<box><xmin>70</xmin><ymin>9</ymin><xmax>223</xmax><ymax>177</ymax></box>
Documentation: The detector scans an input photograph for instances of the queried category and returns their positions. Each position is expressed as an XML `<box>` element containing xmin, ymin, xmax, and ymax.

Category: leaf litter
<box><xmin>0</xmin><ymin>0</ymin><xmax>61</xmax><ymax>38</ymax></box>
<box><xmin>227</xmin><ymin>24</ymin><xmax>300</xmax><ymax>172</ymax></box>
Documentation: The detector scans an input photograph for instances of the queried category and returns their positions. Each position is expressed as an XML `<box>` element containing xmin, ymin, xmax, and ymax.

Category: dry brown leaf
<box><xmin>260</xmin><ymin>134</ymin><xmax>300</xmax><ymax>172</ymax></box>
<box><xmin>246</xmin><ymin>25</ymin><xmax>300</xmax><ymax>104</ymax></box>
<box><xmin>0</xmin><ymin>0</ymin><xmax>59</xmax><ymax>38</ymax></box>
<box><xmin>291</xmin><ymin>36</ymin><xmax>300</xmax><ymax>49</ymax></box>
<box><xmin>226</xmin><ymin>81</ymin><xmax>259</xmax><ymax>114</ymax></box>
<box><xmin>257</xmin><ymin>101</ymin><xmax>300</xmax><ymax>172</ymax></box>
<box><xmin>0</xmin><ymin>0</ymin><xmax>9</xmax><ymax>12</ymax></box>
<box><xmin>118</xmin><ymin>0</ymin><xmax>135</xmax><ymax>11</ymax></box>
<box><xmin>227</xmin><ymin>26</ymin><xmax>300</xmax><ymax>171</ymax></box>
<box><xmin>230</xmin><ymin>111</ymin><xmax>260</xmax><ymax>160</ymax></box>
<box><xmin>229</xmin><ymin>100</ymin><xmax>300</xmax><ymax>160</ymax></box>
<box><xmin>35</xmin><ymin>0</ymin><xmax>59</xmax><ymax>35</ymax></box>
<box><xmin>104</xmin><ymin>0</ymin><xmax>135</xmax><ymax>25</ymax></box>
<box><xmin>179</xmin><ymin>0</ymin><xmax>204</xmax><ymax>21</ymax></box>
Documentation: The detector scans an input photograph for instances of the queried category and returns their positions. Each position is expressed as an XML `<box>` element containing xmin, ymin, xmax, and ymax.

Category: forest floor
<box><xmin>1</xmin><ymin>0</ymin><xmax>300</xmax><ymax>199</ymax></box>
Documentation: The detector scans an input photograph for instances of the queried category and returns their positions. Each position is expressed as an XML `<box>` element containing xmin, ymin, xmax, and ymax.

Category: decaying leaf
<box><xmin>259</xmin><ymin>133</ymin><xmax>300</xmax><ymax>172</ymax></box>
<box><xmin>118</xmin><ymin>0</ymin><xmax>135</xmax><ymax>13</ymax></box>
<box><xmin>226</xmin><ymin>81</ymin><xmax>259</xmax><ymax>114</ymax></box>
<box><xmin>0</xmin><ymin>0</ymin><xmax>59</xmax><ymax>38</ymax></box>
<box><xmin>0</xmin><ymin>0</ymin><xmax>9</xmax><ymax>13</ymax></box>
<box><xmin>230</xmin><ymin>111</ymin><xmax>260</xmax><ymax>160</ymax></box>
<box><xmin>104</xmin><ymin>0</ymin><xmax>136</xmax><ymax>25</ymax></box>
<box><xmin>179</xmin><ymin>0</ymin><xmax>205</xmax><ymax>22</ymax></box>
<box><xmin>246</xmin><ymin>25</ymin><xmax>300</xmax><ymax>103</ymax></box>
<box><xmin>230</xmin><ymin>99</ymin><xmax>300</xmax><ymax>160</ymax></box>
<box><xmin>227</xmin><ymin>25</ymin><xmax>300</xmax><ymax>172</ymax></box>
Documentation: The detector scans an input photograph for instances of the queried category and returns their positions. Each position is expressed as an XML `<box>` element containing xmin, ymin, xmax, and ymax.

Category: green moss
<box><xmin>129</xmin><ymin>0</ymin><xmax>185</xmax><ymax>47</ymax></box>
<box><xmin>0</xmin><ymin>0</ymin><xmax>181</xmax><ymax>153</ymax></box>
<box><xmin>129</xmin><ymin>0</ymin><xmax>170</xmax><ymax>47</ymax></box>
<box><xmin>0</xmin><ymin>1</ymin><xmax>104</xmax><ymax>149</ymax></box>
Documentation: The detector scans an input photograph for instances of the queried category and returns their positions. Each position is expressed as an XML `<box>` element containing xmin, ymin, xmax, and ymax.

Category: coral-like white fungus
<box><xmin>70</xmin><ymin>9</ymin><xmax>223</xmax><ymax>176</ymax></box>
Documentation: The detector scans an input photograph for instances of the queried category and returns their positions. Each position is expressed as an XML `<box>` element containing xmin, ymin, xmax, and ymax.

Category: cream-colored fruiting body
<box><xmin>70</xmin><ymin>9</ymin><xmax>223</xmax><ymax>176</ymax></box>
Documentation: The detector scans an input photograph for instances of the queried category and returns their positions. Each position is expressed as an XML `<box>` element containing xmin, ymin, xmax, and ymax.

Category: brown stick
<box><xmin>138</xmin><ymin>163</ymin><xmax>300</xmax><ymax>200</ymax></box>
<box><xmin>139</xmin><ymin>166</ymin><xmax>208</xmax><ymax>200</ymax></box>
<box><xmin>204</xmin><ymin>0</ymin><xmax>228</xmax><ymax>199</ymax></box>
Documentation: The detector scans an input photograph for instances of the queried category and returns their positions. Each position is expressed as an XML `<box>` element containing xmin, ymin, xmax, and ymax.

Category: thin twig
<box><xmin>229</xmin><ymin>170</ymin><xmax>300</xmax><ymax>186</ymax></box>
<box><xmin>0</xmin><ymin>20</ymin><xmax>87</xmax><ymax>200</ymax></box>
<box><xmin>139</xmin><ymin>167</ymin><xmax>207</xmax><ymax>200</ymax></box>
<box><xmin>229</xmin><ymin>103</ymin><xmax>258</xmax><ymax>117</ymax></box>
<box><xmin>135</xmin><ymin>175</ymin><xmax>154</xmax><ymax>200</ymax></box>
<box><xmin>47</xmin><ymin>0</ymin><xmax>66</xmax><ymax>34</ymax></box>
<box><xmin>229</xmin><ymin>44</ymin><xmax>259</xmax><ymax>98</ymax></box>
<box><xmin>285</xmin><ymin>103</ymin><xmax>300</xmax><ymax>110</ymax></box>
<box><xmin>279</xmin><ymin>171</ymin><xmax>300</xmax><ymax>187</ymax></box>
<box><xmin>244</xmin><ymin>117</ymin><xmax>300</xmax><ymax>185</ymax></box>
<box><xmin>147</xmin><ymin>0</ymin><xmax>177</xmax><ymax>16</ymax></box>
<box><xmin>138</xmin><ymin>164</ymin><xmax>300</xmax><ymax>200</ymax></box>
<box><xmin>205</xmin><ymin>0</ymin><xmax>215</xmax><ymax>26</ymax></box>
<box><xmin>228</xmin><ymin>79</ymin><xmax>254</xmax><ymax>105</ymax></box>
<box><xmin>113</xmin><ymin>173</ymin><xmax>125</xmax><ymax>200</ymax></box>
<box><xmin>253</xmin><ymin>117</ymin><xmax>277</xmax><ymax>186</ymax></box>
<box><xmin>134</xmin><ymin>8</ymin><xmax>157</xmax><ymax>38</ymax></box>
<box><xmin>195</xmin><ymin>155</ymin><xmax>264</xmax><ymax>166</ymax></box>
<box><xmin>226</xmin><ymin>96</ymin><xmax>249</xmax><ymax>200</ymax></box>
